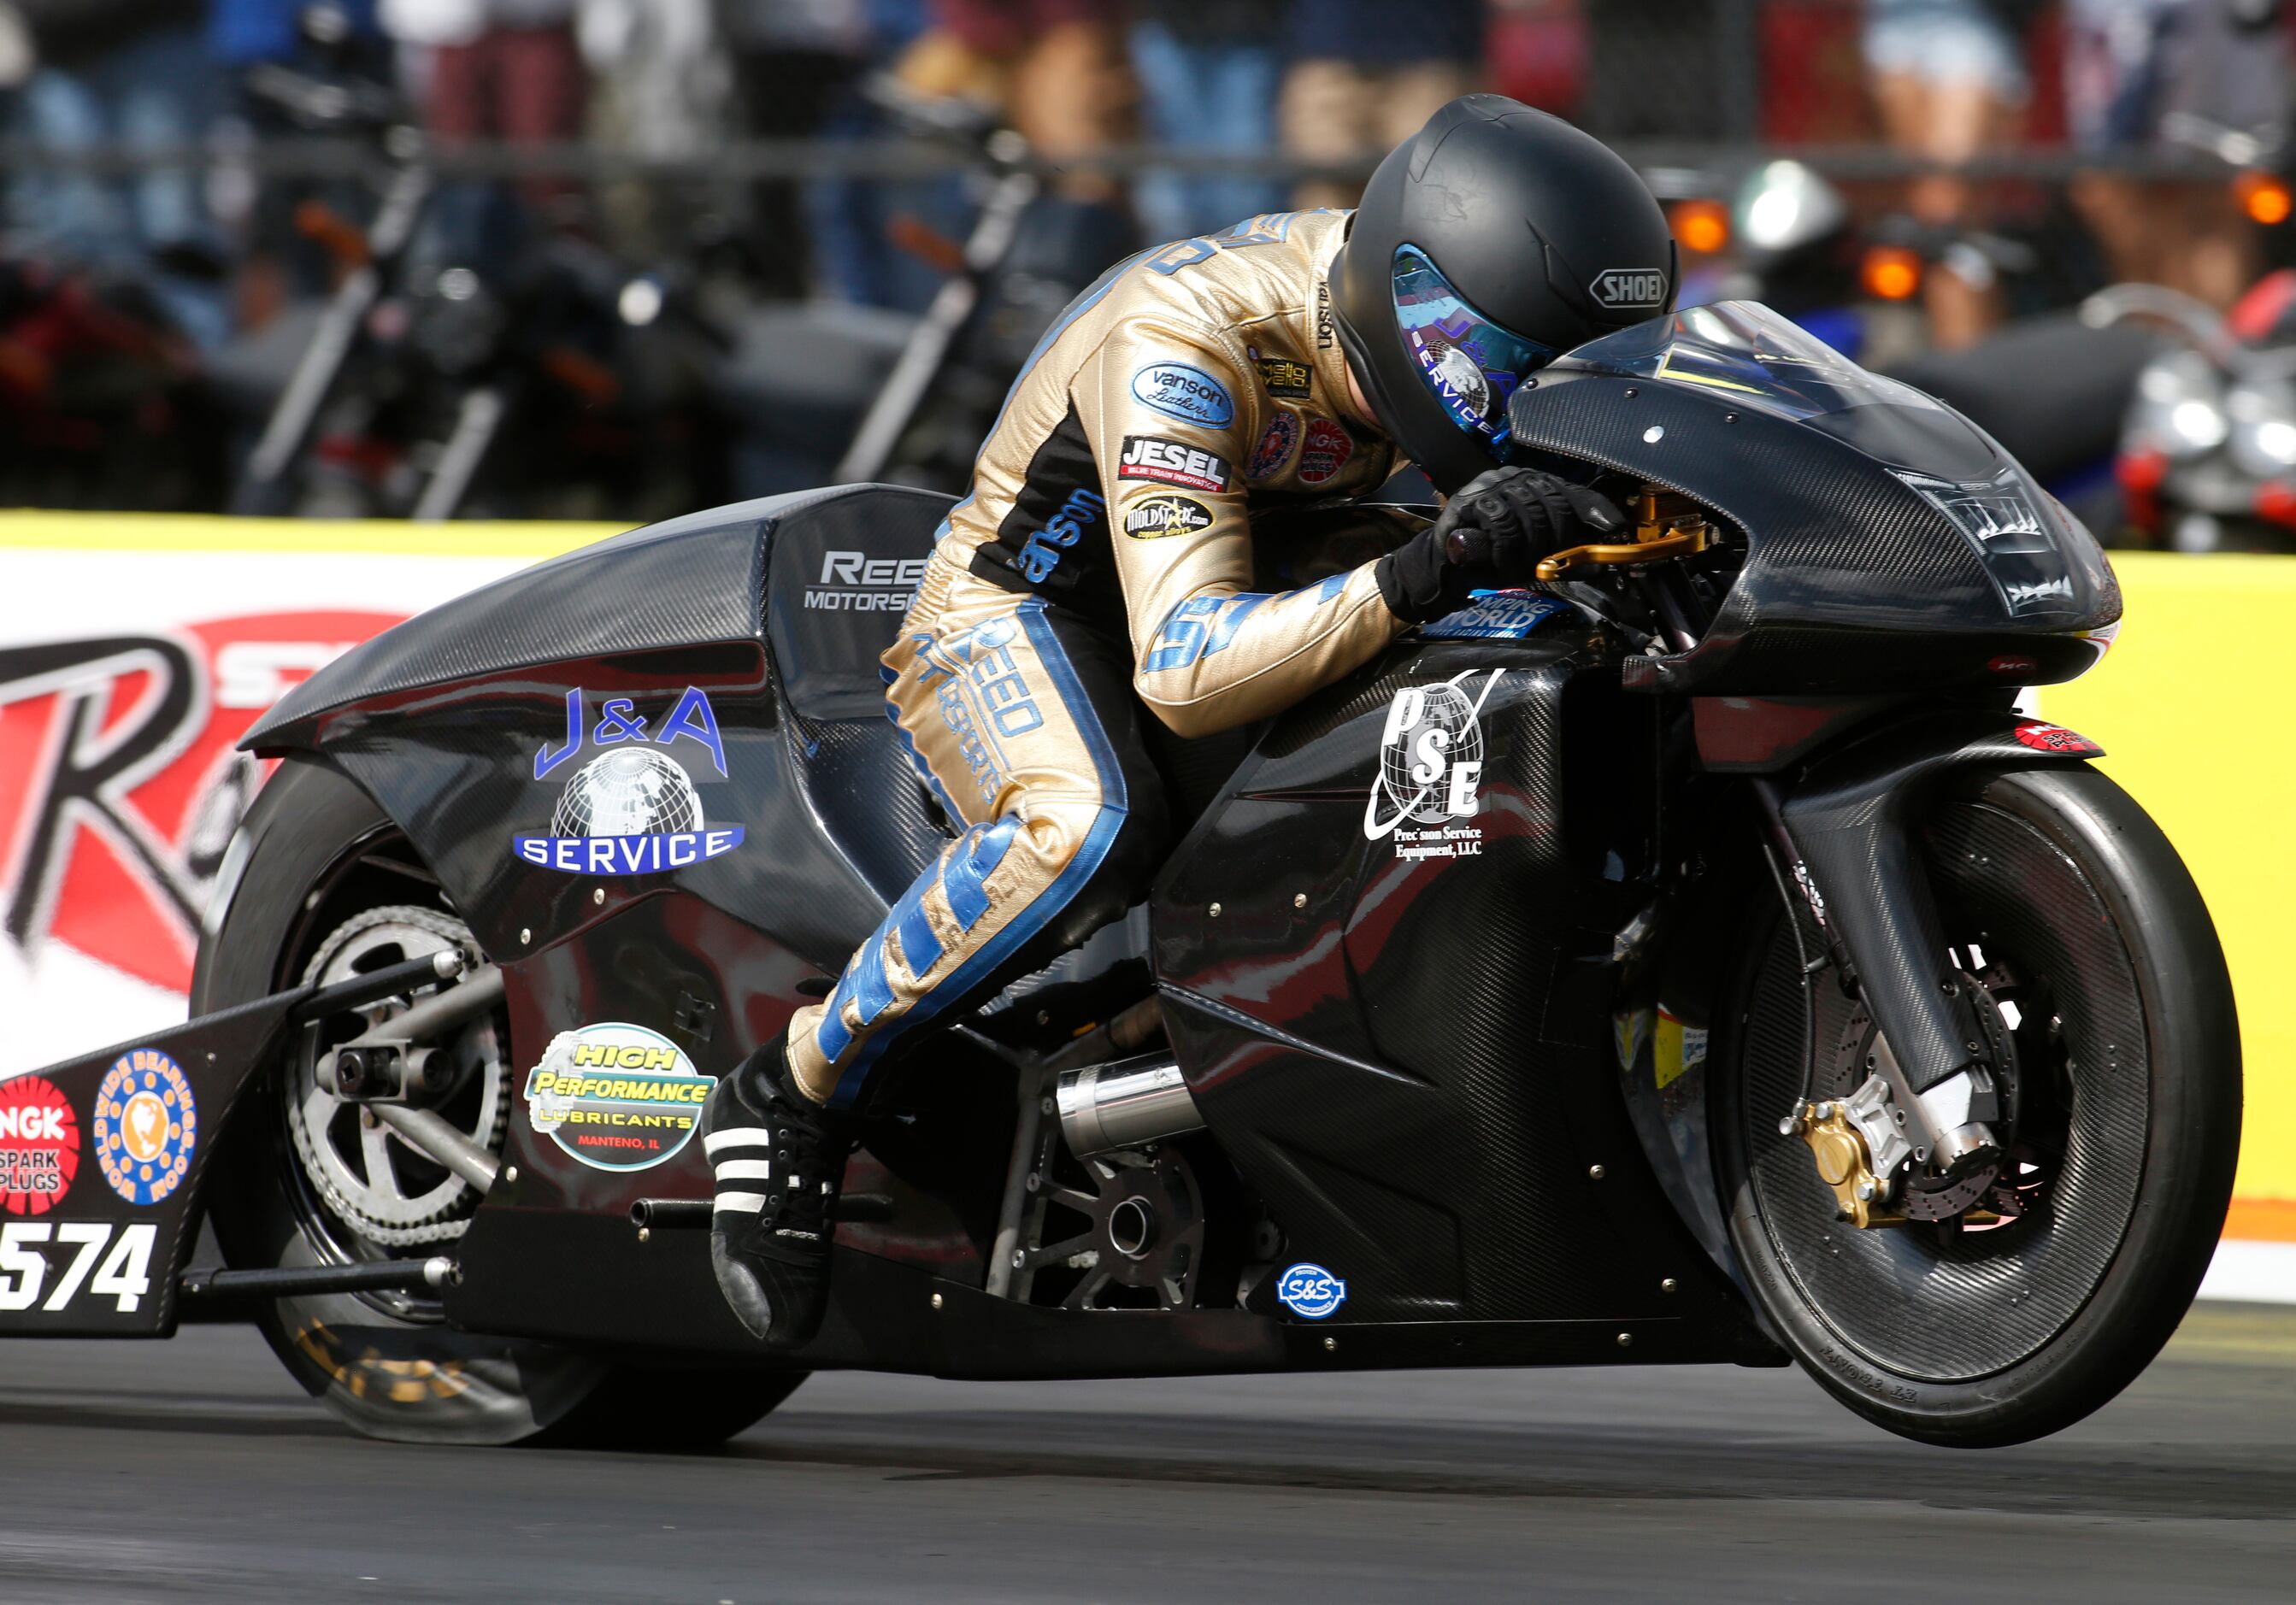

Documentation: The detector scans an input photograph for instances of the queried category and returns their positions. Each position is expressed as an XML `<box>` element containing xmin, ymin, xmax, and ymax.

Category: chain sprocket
<box><xmin>286</xmin><ymin>904</ymin><xmax>507</xmax><ymax>1247</ymax></box>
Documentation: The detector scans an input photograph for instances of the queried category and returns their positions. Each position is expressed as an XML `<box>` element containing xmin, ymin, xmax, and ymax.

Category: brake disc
<box><xmin>286</xmin><ymin>905</ymin><xmax>507</xmax><ymax>1247</ymax></box>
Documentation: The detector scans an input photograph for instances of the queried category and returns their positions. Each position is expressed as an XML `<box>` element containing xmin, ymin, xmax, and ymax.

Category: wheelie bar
<box><xmin>180</xmin><ymin>1257</ymin><xmax>459</xmax><ymax>1305</ymax></box>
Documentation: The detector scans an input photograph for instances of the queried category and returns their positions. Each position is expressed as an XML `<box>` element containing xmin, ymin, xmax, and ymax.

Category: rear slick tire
<box><xmin>193</xmin><ymin>758</ymin><xmax>805</xmax><ymax>1449</ymax></box>
<box><xmin>1716</xmin><ymin>765</ymin><xmax>2240</xmax><ymax>1447</ymax></box>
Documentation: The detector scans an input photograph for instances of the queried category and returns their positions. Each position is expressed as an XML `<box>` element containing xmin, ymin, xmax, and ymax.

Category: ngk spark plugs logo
<box><xmin>0</xmin><ymin>614</ymin><xmax>395</xmax><ymax>998</ymax></box>
<box><xmin>0</xmin><ymin>1075</ymin><xmax>79</xmax><ymax>1214</ymax></box>
<box><xmin>1363</xmin><ymin>669</ymin><xmax>1503</xmax><ymax>861</ymax></box>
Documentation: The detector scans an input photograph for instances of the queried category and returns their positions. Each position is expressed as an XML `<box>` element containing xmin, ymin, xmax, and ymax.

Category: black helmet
<box><xmin>1329</xmin><ymin>96</ymin><xmax>1678</xmax><ymax>494</ymax></box>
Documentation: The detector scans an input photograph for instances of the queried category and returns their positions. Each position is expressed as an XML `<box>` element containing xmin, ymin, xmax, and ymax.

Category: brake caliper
<box><xmin>1785</xmin><ymin>1073</ymin><xmax>1914</xmax><ymax>1229</ymax></box>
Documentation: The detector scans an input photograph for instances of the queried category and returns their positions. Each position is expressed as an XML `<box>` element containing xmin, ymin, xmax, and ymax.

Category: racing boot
<box><xmin>701</xmin><ymin>1036</ymin><xmax>851</xmax><ymax>1347</ymax></box>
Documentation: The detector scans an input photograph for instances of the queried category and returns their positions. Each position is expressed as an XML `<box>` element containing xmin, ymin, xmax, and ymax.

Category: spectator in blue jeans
<box><xmin>1130</xmin><ymin>0</ymin><xmax>1287</xmax><ymax>243</ymax></box>
<box><xmin>8</xmin><ymin>0</ymin><xmax>229</xmax><ymax>348</ymax></box>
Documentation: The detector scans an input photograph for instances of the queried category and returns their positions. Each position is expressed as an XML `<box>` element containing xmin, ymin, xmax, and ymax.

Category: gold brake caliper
<box><xmin>1784</xmin><ymin>1090</ymin><xmax>1906</xmax><ymax>1230</ymax></box>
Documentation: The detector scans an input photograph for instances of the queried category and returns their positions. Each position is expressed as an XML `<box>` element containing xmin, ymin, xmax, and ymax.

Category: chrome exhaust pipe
<box><xmin>1055</xmin><ymin>1055</ymin><xmax>1203</xmax><ymax>1158</ymax></box>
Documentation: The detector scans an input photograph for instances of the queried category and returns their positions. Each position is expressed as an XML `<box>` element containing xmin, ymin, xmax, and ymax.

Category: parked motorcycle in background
<box><xmin>2094</xmin><ymin>273</ymin><xmax>2296</xmax><ymax>551</ymax></box>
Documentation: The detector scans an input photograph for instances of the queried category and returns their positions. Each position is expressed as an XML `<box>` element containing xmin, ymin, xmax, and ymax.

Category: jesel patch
<box><xmin>525</xmin><ymin>1022</ymin><xmax>710</xmax><ymax>1172</ymax></box>
<box><xmin>1122</xmin><ymin>496</ymin><xmax>1215</xmax><ymax>539</ymax></box>
<box><xmin>0</xmin><ymin>1075</ymin><xmax>79</xmax><ymax>1215</ymax></box>
<box><xmin>94</xmin><ymin>1049</ymin><xmax>197</xmax><ymax>1206</ymax></box>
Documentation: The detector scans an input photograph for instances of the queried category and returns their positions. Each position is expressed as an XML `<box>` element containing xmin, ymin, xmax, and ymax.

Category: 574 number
<box><xmin>0</xmin><ymin>1222</ymin><xmax>157</xmax><ymax>1314</ymax></box>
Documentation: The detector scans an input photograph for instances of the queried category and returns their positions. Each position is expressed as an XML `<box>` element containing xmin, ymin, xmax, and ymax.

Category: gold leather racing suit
<box><xmin>790</xmin><ymin>209</ymin><xmax>1412</xmax><ymax>1107</ymax></box>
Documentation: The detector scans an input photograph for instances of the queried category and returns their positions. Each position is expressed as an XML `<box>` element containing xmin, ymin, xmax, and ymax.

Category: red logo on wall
<box><xmin>0</xmin><ymin>1074</ymin><xmax>79</xmax><ymax>1214</ymax></box>
<box><xmin>0</xmin><ymin>613</ymin><xmax>403</xmax><ymax>995</ymax></box>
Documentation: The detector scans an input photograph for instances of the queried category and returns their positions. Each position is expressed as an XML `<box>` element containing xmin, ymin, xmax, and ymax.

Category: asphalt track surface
<box><xmin>2</xmin><ymin>1304</ymin><xmax>2294</xmax><ymax>1602</ymax></box>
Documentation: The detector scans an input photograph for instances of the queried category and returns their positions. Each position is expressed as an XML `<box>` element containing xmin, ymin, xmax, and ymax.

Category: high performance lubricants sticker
<box><xmin>523</xmin><ymin>1022</ymin><xmax>709</xmax><ymax>1172</ymax></box>
<box><xmin>0</xmin><ymin>1075</ymin><xmax>79</xmax><ymax>1215</ymax></box>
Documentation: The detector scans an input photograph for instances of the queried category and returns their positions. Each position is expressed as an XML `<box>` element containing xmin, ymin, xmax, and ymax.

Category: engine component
<box><xmin>1055</xmin><ymin>1054</ymin><xmax>1204</xmax><ymax>1158</ymax></box>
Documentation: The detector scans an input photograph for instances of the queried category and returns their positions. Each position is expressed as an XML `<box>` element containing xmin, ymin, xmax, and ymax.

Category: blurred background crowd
<box><xmin>1</xmin><ymin>0</ymin><xmax>2293</xmax><ymax>552</ymax></box>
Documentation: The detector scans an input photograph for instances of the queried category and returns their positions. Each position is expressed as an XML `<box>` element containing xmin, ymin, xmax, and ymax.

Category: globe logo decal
<box><xmin>550</xmin><ymin>749</ymin><xmax>703</xmax><ymax>840</ymax></box>
<box><xmin>514</xmin><ymin>686</ymin><xmax>745</xmax><ymax>877</ymax></box>
<box><xmin>1363</xmin><ymin>667</ymin><xmax>1504</xmax><ymax>842</ymax></box>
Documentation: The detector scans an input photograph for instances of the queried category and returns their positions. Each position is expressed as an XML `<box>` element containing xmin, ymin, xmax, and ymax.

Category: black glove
<box><xmin>1374</xmin><ymin>467</ymin><xmax>1625</xmax><ymax>623</ymax></box>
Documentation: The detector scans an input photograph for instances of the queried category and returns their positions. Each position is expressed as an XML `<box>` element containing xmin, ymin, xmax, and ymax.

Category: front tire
<box><xmin>195</xmin><ymin>758</ymin><xmax>804</xmax><ymax>1448</ymax></box>
<box><xmin>1716</xmin><ymin>765</ymin><xmax>2240</xmax><ymax>1446</ymax></box>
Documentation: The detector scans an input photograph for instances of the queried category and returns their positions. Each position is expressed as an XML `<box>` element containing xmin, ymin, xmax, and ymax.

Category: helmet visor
<box><xmin>1392</xmin><ymin>244</ymin><xmax>1557</xmax><ymax>463</ymax></box>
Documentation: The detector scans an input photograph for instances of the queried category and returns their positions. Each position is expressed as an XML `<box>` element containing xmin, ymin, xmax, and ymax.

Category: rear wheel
<box><xmin>195</xmin><ymin>759</ymin><xmax>804</xmax><ymax>1448</ymax></box>
<box><xmin>1716</xmin><ymin>766</ymin><xmax>2240</xmax><ymax>1446</ymax></box>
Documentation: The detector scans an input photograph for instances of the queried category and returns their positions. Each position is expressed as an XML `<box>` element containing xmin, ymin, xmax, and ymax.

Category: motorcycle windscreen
<box><xmin>1545</xmin><ymin>302</ymin><xmax>2115</xmax><ymax>623</ymax></box>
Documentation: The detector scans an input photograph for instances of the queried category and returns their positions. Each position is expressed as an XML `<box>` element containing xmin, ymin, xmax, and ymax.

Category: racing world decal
<box><xmin>1298</xmin><ymin>418</ymin><xmax>1353</xmax><ymax>485</ymax></box>
<box><xmin>0</xmin><ymin>1075</ymin><xmax>78</xmax><ymax>1215</ymax></box>
<box><xmin>1419</xmin><ymin>591</ymin><xmax>1572</xmax><ymax>640</ymax></box>
<box><xmin>524</xmin><ymin>1022</ymin><xmax>709</xmax><ymax>1171</ymax></box>
<box><xmin>515</xmin><ymin>687</ymin><xmax>743</xmax><ymax>875</ymax></box>
<box><xmin>1247</xmin><ymin>412</ymin><xmax>1300</xmax><ymax>480</ymax></box>
<box><xmin>1118</xmin><ymin>436</ymin><xmax>1230</xmax><ymax>493</ymax></box>
<box><xmin>93</xmin><ymin>1047</ymin><xmax>196</xmax><ymax>1206</ymax></box>
<box><xmin>1122</xmin><ymin>496</ymin><xmax>1215</xmax><ymax>539</ymax></box>
<box><xmin>1276</xmin><ymin>1261</ymin><xmax>1347</xmax><ymax>1320</ymax></box>
<box><xmin>1132</xmin><ymin>362</ymin><xmax>1234</xmax><ymax>428</ymax></box>
<box><xmin>1363</xmin><ymin>668</ymin><xmax>1504</xmax><ymax>860</ymax></box>
<box><xmin>0</xmin><ymin>614</ymin><xmax>393</xmax><ymax>1008</ymax></box>
<box><xmin>1250</xmin><ymin>346</ymin><xmax>1310</xmax><ymax>400</ymax></box>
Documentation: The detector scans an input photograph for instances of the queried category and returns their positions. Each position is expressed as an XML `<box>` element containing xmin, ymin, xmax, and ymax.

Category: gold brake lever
<box><xmin>1535</xmin><ymin>486</ymin><xmax>1712</xmax><ymax>582</ymax></box>
<box><xmin>1536</xmin><ymin>526</ymin><xmax>1709</xmax><ymax>581</ymax></box>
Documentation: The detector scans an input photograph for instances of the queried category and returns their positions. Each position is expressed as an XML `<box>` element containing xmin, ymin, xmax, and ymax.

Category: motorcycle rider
<box><xmin>702</xmin><ymin>95</ymin><xmax>1679</xmax><ymax>1346</ymax></box>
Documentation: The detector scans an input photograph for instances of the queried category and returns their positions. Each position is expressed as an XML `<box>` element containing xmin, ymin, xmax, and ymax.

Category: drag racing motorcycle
<box><xmin>0</xmin><ymin>302</ymin><xmax>2235</xmax><ymax>1450</ymax></box>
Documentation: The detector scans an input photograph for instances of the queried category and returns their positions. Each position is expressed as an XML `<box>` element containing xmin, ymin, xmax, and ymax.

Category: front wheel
<box><xmin>1716</xmin><ymin>766</ymin><xmax>2240</xmax><ymax>1446</ymax></box>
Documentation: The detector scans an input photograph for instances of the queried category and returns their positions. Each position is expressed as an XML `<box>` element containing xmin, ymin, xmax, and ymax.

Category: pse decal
<box><xmin>1122</xmin><ymin>496</ymin><xmax>1215</xmax><ymax>539</ymax></box>
<box><xmin>2013</xmin><ymin>721</ymin><xmax>2103</xmax><ymax>755</ymax></box>
<box><xmin>1132</xmin><ymin>362</ymin><xmax>1234</xmax><ymax>428</ymax></box>
<box><xmin>0</xmin><ymin>1220</ymin><xmax>158</xmax><ymax>1314</ymax></box>
<box><xmin>0</xmin><ymin>614</ymin><xmax>395</xmax><ymax>1000</ymax></box>
<box><xmin>524</xmin><ymin>1022</ymin><xmax>709</xmax><ymax>1172</ymax></box>
<box><xmin>93</xmin><ymin>1048</ymin><xmax>197</xmax><ymax>1206</ymax></box>
<box><xmin>1118</xmin><ymin>436</ymin><xmax>1231</xmax><ymax>493</ymax></box>
<box><xmin>1276</xmin><ymin>1261</ymin><xmax>1347</xmax><ymax>1320</ymax></box>
<box><xmin>1016</xmin><ymin>486</ymin><xmax>1106</xmax><ymax>583</ymax></box>
<box><xmin>515</xmin><ymin>687</ymin><xmax>743</xmax><ymax>875</ymax></box>
<box><xmin>1298</xmin><ymin>418</ymin><xmax>1353</xmax><ymax>485</ymax></box>
<box><xmin>1363</xmin><ymin>668</ymin><xmax>1504</xmax><ymax>860</ymax></box>
<box><xmin>806</xmin><ymin>550</ymin><xmax>927</xmax><ymax>613</ymax></box>
<box><xmin>0</xmin><ymin>1076</ymin><xmax>78</xmax><ymax>1215</ymax></box>
<box><xmin>1249</xmin><ymin>346</ymin><xmax>1311</xmax><ymax>400</ymax></box>
<box><xmin>1590</xmin><ymin>268</ymin><xmax>1668</xmax><ymax>310</ymax></box>
<box><xmin>1419</xmin><ymin>591</ymin><xmax>1571</xmax><ymax>640</ymax></box>
<box><xmin>1247</xmin><ymin>412</ymin><xmax>1301</xmax><ymax>479</ymax></box>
